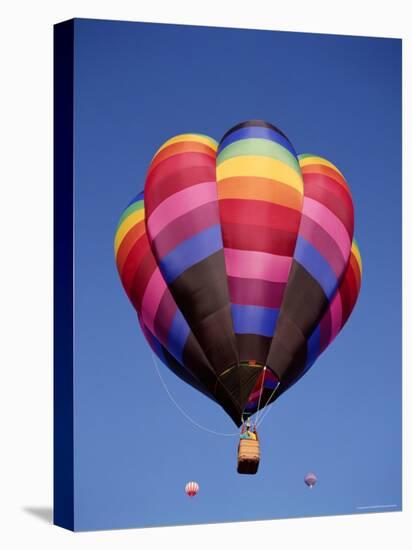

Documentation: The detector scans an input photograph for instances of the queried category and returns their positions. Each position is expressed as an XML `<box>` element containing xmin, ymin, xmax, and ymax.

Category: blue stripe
<box><xmin>127</xmin><ymin>190</ymin><xmax>144</xmax><ymax>207</ymax></box>
<box><xmin>231</xmin><ymin>304</ymin><xmax>279</xmax><ymax>337</ymax></box>
<box><xmin>265</xmin><ymin>379</ymin><xmax>279</xmax><ymax>390</ymax></box>
<box><xmin>150</xmin><ymin>334</ymin><xmax>167</xmax><ymax>364</ymax></box>
<box><xmin>218</xmin><ymin>127</ymin><xmax>297</xmax><ymax>157</ymax></box>
<box><xmin>306</xmin><ymin>324</ymin><xmax>321</xmax><ymax>367</ymax></box>
<box><xmin>160</xmin><ymin>225</ymin><xmax>223</xmax><ymax>283</ymax></box>
<box><xmin>294</xmin><ymin>236</ymin><xmax>338</xmax><ymax>299</ymax></box>
<box><xmin>167</xmin><ymin>310</ymin><xmax>190</xmax><ymax>364</ymax></box>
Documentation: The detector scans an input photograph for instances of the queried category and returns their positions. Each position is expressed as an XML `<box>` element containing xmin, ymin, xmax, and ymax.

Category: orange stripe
<box><xmin>300</xmin><ymin>164</ymin><xmax>350</xmax><ymax>194</ymax></box>
<box><xmin>217</xmin><ymin>176</ymin><xmax>302</xmax><ymax>211</ymax></box>
<box><xmin>150</xmin><ymin>141</ymin><xmax>216</xmax><ymax>172</ymax></box>
<box><xmin>116</xmin><ymin>221</ymin><xmax>146</xmax><ymax>274</ymax></box>
<box><xmin>349</xmin><ymin>252</ymin><xmax>361</xmax><ymax>292</ymax></box>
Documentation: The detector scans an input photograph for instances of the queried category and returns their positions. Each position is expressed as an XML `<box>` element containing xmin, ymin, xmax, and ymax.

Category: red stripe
<box><xmin>116</xmin><ymin>221</ymin><xmax>146</xmax><ymax>274</ymax></box>
<box><xmin>150</xmin><ymin>141</ymin><xmax>216</xmax><ymax>172</ymax></box>
<box><xmin>350</xmin><ymin>252</ymin><xmax>362</xmax><ymax>292</ymax></box>
<box><xmin>219</xmin><ymin>199</ymin><xmax>301</xmax><ymax>233</ymax></box>
<box><xmin>120</xmin><ymin>235</ymin><xmax>151</xmax><ymax>296</ymax></box>
<box><xmin>303</xmin><ymin>173</ymin><xmax>354</xmax><ymax>237</ymax></box>
<box><xmin>222</xmin><ymin>223</ymin><xmax>297</xmax><ymax>256</ymax></box>
<box><xmin>145</xmin><ymin>165</ymin><xmax>216</xmax><ymax>214</ymax></box>
<box><xmin>339</xmin><ymin>264</ymin><xmax>358</xmax><ymax>325</ymax></box>
<box><xmin>301</xmin><ymin>164</ymin><xmax>350</xmax><ymax>192</ymax></box>
<box><xmin>128</xmin><ymin>254</ymin><xmax>157</xmax><ymax>311</ymax></box>
<box><xmin>145</xmin><ymin>153</ymin><xmax>216</xmax><ymax>212</ymax></box>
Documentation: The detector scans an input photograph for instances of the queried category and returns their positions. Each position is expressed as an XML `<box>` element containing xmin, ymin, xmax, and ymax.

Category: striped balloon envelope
<box><xmin>114</xmin><ymin>121</ymin><xmax>362</xmax><ymax>427</ymax></box>
<box><xmin>304</xmin><ymin>472</ymin><xmax>318</xmax><ymax>488</ymax></box>
<box><xmin>185</xmin><ymin>481</ymin><xmax>199</xmax><ymax>497</ymax></box>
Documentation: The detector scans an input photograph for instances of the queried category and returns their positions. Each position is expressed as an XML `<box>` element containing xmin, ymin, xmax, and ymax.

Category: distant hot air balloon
<box><xmin>304</xmin><ymin>472</ymin><xmax>318</xmax><ymax>488</ymax></box>
<box><xmin>185</xmin><ymin>481</ymin><xmax>199</xmax><ymax>497</ymax></box>
<box><xmin>114</xmin><ymin>120</ymin><xmax>362</xmax><ymax>474</ymax></box>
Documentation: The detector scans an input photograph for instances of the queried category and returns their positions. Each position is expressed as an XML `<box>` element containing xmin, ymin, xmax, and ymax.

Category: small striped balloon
<box><xmin>185</xmin><ymin>481</ymin><xmax>199</xmax><ymax>497</ymax></box>
<box><xmin>304</xmin><ymin>472</ymin><xmax>318</xmax><ymax>488</ymax></box>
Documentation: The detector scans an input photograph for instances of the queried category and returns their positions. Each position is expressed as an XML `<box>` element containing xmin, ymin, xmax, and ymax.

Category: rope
<box><xmin>255</xmin><ymin>381</ymin><xmax>281</xmax><ymax>428</ymax></box>
<box><xmin>150</xmin><ymin>352</ymin><xmax>239</xmax><ymax>437</ymax></box>
<box><xmin>252</xmin><ymin>366</ymin><xmax>267</xmax><ymax>428</ymax></box>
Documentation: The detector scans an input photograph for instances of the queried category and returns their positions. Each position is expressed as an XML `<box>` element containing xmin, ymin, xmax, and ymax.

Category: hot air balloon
<box><xmin>185</xmin><ymin>481</ymin><xmax>199</xmax><ymax>497</ymax></box>
<box><xmin>304</xmin><ymin>472</ymin><xmax>318</xmax><ymax>488</ymax></box>
<box><xmin>114</xmin><ymin>120</ymin><xmax>362</xmax><ymax>475</ymax></box>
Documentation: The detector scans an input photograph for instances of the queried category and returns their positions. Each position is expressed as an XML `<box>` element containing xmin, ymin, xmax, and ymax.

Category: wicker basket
<box><xmin>237</xmin><ymin>439</ymin><xmax>260</xmax><ymax>474</ymax></box>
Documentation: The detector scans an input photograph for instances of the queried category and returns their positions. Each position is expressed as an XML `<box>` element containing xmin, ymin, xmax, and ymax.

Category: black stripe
<box><xmin>169</xmin><ymin>250</ymin><xmax>239</xmax><ymax>373</ymax></box>
<box><xmin>161</xmin><ymin>344</ymin><xmax>215</xmax><ymax>401</ymax></box>
<box><xmin>219</xmin><ymin>119</ymin><xmax>290</xmax><ymax>144</ymax></box>
<box><xmin>267</xmin><ymin>261</ymin><xmax>326</xmax><ymax>379</ymax></box>
<box><xmin>235</xmin><ymin>334</ymin><xmax>272</xmax><ymax>366</ymax></box>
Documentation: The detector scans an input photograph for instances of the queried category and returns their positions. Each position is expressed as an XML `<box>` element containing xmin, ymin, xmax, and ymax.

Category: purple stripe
<box><xmin>228</xmin><ymin>276</ymin><xmax>285</xmax><ymax>308</ymax></box>
<box><xmin>294</xmin><ymin>236</ymin><xmax>338</xmax><ymax>299</ymax></box>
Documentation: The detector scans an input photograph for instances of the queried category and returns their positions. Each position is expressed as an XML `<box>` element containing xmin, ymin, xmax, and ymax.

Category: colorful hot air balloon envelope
<box><xmin>185</xmin><ymin>481</ymin><xmax>199</xmax><ymax>497</ymax></box>
<box><xmin>304</xmin><ymin>472</ymin><xmax>318</xmax><ymax>488</ymax></box>
<box><xmin>114</xmin><ymin>120</ymin><xmax>362</xmax><ymax>427</ymax></box>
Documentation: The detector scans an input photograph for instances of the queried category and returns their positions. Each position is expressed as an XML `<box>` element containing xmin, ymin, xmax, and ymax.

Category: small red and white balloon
<box><xmin>185</xmin><ymin>481</ymin><xmax>199</xmax><ymax>498</ymax></box>
<box><xmin>304</xmin><ymin>472</ymin><xmax>318</xmax><ymax>489</ymax></box>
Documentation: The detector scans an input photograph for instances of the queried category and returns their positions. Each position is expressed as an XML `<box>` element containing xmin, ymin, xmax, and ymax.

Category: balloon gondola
<box><xmin>114</xmin><ymin>120</ymin><xmax>362</xmax><ymax>475</ymax></box>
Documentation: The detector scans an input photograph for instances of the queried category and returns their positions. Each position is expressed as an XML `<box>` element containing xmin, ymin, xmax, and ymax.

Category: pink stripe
<box><xmin>152</xmin><ymin>201</ymin><xmax>220</xmax><ymax>260</ymax></box>
<box><xmin>248</xmin><ymin>390</ymin><xmax>262</xmax><ymax>401</ymax></box>
<box><xmin>329</xmin><ymin>291</ymin><xmax>343</xmax><ymax>343</ymax></box>
<box><xmin>302</xmin><ymin>197</ymin><xmax>351</xmax><ymax>260</ymax></box>
<box><xmin>141</xmin><ymin>268</ymin><xmax>167</xmax><ymax>333</ymax></box>
<box><xmin>147</xmin><ymin>181</ymin><xmax>217</xmax><ymax>239</ymax></box>
<box><xmin>153</xmin><ymin>291</ymin><xmax>177</xmax><ymax>346</ymax></box>
<box><xmin>224</xmin><ymin>248</ymin><xmax>292</xmax><ymax>283</ymax></box>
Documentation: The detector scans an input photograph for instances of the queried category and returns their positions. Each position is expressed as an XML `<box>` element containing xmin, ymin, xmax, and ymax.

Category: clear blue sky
<box><xmin>72</xmin><ymin>18</ymin><xmax>401</xmax><ymax>530</ymax></box>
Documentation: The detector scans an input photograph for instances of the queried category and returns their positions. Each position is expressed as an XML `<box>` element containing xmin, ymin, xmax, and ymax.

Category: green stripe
<box><xmin>116</xmin><ymin>200</ymin><xmax>144</xmax><ymax>230</ymax></box>
<box><xmin>297</xmin><ymin>153</ymin><xmax>315</xmax><ymax>161</ymax></box>
<box><xmin>216</xmin><ymin>138</ymin><xmax>301</xmax><ymax>175</ymax></box>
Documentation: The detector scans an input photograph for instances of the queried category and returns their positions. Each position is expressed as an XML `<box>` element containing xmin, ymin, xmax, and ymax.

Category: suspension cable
<box><xmin>252</xmin><ymin>366</ymin><xmax>267</xmax><ymax>428</ymax></box>
<box><xmin>255</xmin><ymin>381</ymin><xmax>281</xmax><ymax>428</ymax></box>
<box><xmin>150</xmin><ymin>353</ymin><xmax>239</xmax><ymax>437</ymax></box>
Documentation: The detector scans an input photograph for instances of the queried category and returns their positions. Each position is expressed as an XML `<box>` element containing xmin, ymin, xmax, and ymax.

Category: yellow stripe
<box><xmin>351</xmin><ymin>240</ymin><xmax>362</xmax><ymax>274</ymax></box>
<box><xmin>154</xmin><ymin>134</ymin><xmax>218</xmax><ymax>158</ymax></box>
<box><xmin>299</xmin><ymin>156</ymin><xmax>345</xmax><ymax>179</ymax></box>
<box><xmin>114</xmin><ymin>209</ymin><xmax>145</xmax><ymax>255</ymax></box>
<box><xmin>216</xmin><ymin>156</ymin><xmax>304</xmax><ymax>194</ymax></box>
